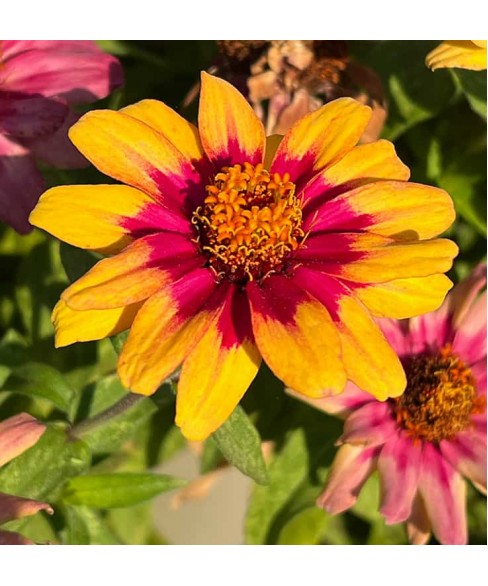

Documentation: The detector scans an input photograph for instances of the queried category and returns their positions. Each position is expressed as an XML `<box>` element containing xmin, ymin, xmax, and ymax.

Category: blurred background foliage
<box><xmin>0</xmin><ymin>40</ymin><xmax>486</xmax><ymax>545</ymax></box>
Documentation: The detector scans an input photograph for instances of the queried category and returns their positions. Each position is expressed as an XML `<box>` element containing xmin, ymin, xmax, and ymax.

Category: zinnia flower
<box><xmin>0</xmin><ymin>413</ymin><xmax>53</xmax><ymax>545</ymax></box>
<box><xmin>313</xmin><ymin>264</ymin><xmax>487</xmax><ymax>544</ymax></box>
<box><xmin>426</xmin><ymin>40</ymin><xmax>487</xmax><ymax>71</ymax></box>
<box><xmin>0</xmin><ymin>40</ymin><xmax>123</xmax><ymax>233</ymax></box>
<box><xmin>30</xmin><ymin>72</ymin><xmax>457</xmax><ymax>441</ymax></box>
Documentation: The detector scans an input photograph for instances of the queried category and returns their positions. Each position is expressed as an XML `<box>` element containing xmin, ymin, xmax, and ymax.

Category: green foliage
<box><xmin>62</xmin><ymin>473</ymin><xmax>186</xmax><ymax>508</ymax></box>
<box><xmin>212</xmin><ymin>406</ymin><xmax>268</xmax><ymax>485</ymax></box>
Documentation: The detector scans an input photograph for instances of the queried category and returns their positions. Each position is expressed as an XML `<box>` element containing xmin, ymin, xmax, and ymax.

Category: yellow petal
<box><xmin>30</xmin><ymin>184</ymin><xmax>154</xmax><ymax>254</ymax></box>
<box><xmin>426</xmin><ymin>41</ymin><xmax>487</xmax><ymax>71</ymax></box>
<box><xmin>248</xmin><ymin>277</ymin><xmax>346</xmax><ymax>398</ymax></box>
<box><xmin>271</xmin><ymin>98</ymin><xmax>371</xmax><ymax>181</ymax></box>
<box><xmin>336</xmin><ymin>296</ymin><xmax>406</xmax><ymax>401</ymax></box>
<box><xmin>118</xmin><ymin>269</ymin><xmax>221</xmax><ymax>396</ymax></box>
<box><xmin>315</xmin><ymin>139</ymin><xmax>410</xmax><ymax>187</ymax></box>
<box><xmin>53</xmin><ymin>299</ymin><xmax>141</xmax><ymax>347</ymax></box>
<box><xmin>176</xmin><ymin>313</ymin><xmax>261</xmax><ymax>441</ymax></box>
<box><xmin>199</xmin><ymin>72</ymin><xmax>265</xmax><ymax>166</ymax></box>
<box><xmin>355</xmin><ymin>274</ymin><xmax>454</xmax><ymax>319</ymax></box>
<box><xmin>121</xmin><ymin>99</ymin><xmax>205</xmax><ymax>163</ymax></box>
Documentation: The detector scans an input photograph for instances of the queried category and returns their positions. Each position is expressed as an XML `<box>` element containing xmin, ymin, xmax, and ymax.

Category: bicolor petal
<box><xmin>406</xmin><ymin>494</ymin><xmax>431</xmax><ymax>545</ymax></box>
<box><xmin>440</xmin><ymin>431</ymin><xmax>487</xmax><ymax>493</ymax></box>
<box><xmin>418</xmin><ymin>443</ymin><xmax>467</xmax><ymax>545</ymax></box>
<box><xmin>53</xmin><ymin>300</ymin><xmax>142</xmax><ymax>348</ymax></box>
<box><xmin>294</xmin><ymin>268</ymin><xmax>406</xmax><ymax>400</ymax></box>
<box><xmin>118</xmin><ymin>269</ymin><xmax>222</xmax><ymax>396</ymax></box>
<box><xmin>377</xmin><ymin>430</ymin><xmax>422</xmax><ymax>524</ymax></box>
<box><xmin>69</xmin><ymin>110</ymin><xmax>203</xmax><ymax>211</ymax></box>
<box><xmin>340</xmin><ymin>401</ymin><xmax>397</xmax><ymax>446</ymax></box>
<box><xmin>198</xmin><ymin>72</ymin><xmax>265</xmax><ymax>167</ymax></box>
<box><xmin>176</xmin><ymin>288</ymin><xmax>261</xmax><ymax>441</ymax></box>
<box><xmin>247</xmin><ymin>276</ymin><xmax>346</xmax><ymax>398</ymax></box>
<box><xmin>271</xmin><ymin>98</ymin><xmax>371</xmax><ymax>187</ymax></box>
<box><xmin>30</xmin><ymin>184</ymin><xmax>190</xmax><ymax>254</ymax></box>
<box><xmin>296</xmin><ymin>232</ymin><xmax>457</xmax><ymax>284</ymax></box>
<box><xmin>305</xmin><ymin>180</ymin><xmax>456</xmax><ymax>240</ymax></box>
<box><xmin>62</xmin><ymin>232</ymin><xmax>200</xmax><ymax>310</ymax></box>
<box><xmin>301</xmin><ymin>139</ymin><xmax>410</xmax><ymax>208</ymax></box>
<box><xmin>317</xmin><ymin>444</ymin><xmax>379</xmax><ymax>514</ymax></box>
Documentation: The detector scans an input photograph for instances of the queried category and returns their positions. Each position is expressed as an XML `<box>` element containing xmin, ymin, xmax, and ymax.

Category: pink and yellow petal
<box><xmin>62</xmin><ymin>232</ymin><xmax>200</xmax><ymax>310</ymax></box>
<box><xmin>295</xmin><ymin>268</ymin><xmax>406</xmax><ymax>400</ymax></box>
<box><xmin>305</xmin><ymin>180</ymin><xmax>455</xmax><ymax>240</ymax></box>
<box><xmin>247</xmin><ymin>276</ymin><xmax>346</xmax><ymax>398</ymax></box>
<box><xmin>377</xmin><ymin>430</ymin><xmax>422</xmax><ymax>524</ymax></box>
<box><xmin>317</xmin><ymin>443</ymin><xmax>379</xmax><ymax>514</ymax></box>
<box><xmin>0</xmin><ymin>413</ymin><xmax>46</xmax><ymax>467</ymax></box>
<box><xmin>271</xmin><ymin>98</ymin><xmax>371</xmax><ymax>185</ymax></box>
<box><xmin>354</xmin><ymin>274</ymin><xmax>453</xmax><ymax>319</ymax></box>
<box><xmin>118</xmin><ymin>269</ymin><xmax>222</xmax><ymax>396</ymax></box>
<box><xmin>69</xmin><ymin>110</ymin><xmax>203</xmax><ymax>210</ymax></box>
<box><xmin>176</xmin><ymin>289</ymin><xmax>261</xmax><ymax>441</ymax></box>
<box><xmin>30</xmin><ymin>184</ymin><xmax>190</xmax><ymax>254</ymax></box>
<box><xmin>452</xmin><ymin>291</ymin><xmax>487</xmax><ymax>364</ymax></box>
<box><xmin>121</xmin><ymin>99</ymin><xmax>205</xmax><ymax>164</ymax></box>
<box><xmin>418</xmin><ymin>443</ymin><xmax>467</xmax><ymax>545</ymax></box>
<box><xmin>426</xmin><ymin>41</ymin><xmax>487</xmax><ymax>71</ymax></box>
<box><xmin>296</xmin><ymin>232</ymin><xmax>457</xmax><ymax>284</ymax></box>
<box><xmin>301</xmin><ymin>139</ymin><xmax>410</xmax><ymax>208</ymax></box>
<box><xmin>53</xmin><ymin>300</ymin><xmax>142</xmax><ymax>348</ymax></box>
<box><xmin>199</xmin><ymin>72</ymin><xmax>265</xmax><ymax>167</ymax></box>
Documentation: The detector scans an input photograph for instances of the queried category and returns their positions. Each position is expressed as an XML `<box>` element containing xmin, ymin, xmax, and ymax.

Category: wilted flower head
<box><xmin>209</xmin><ymin>40</ymin><xmax>387</xmax><ymax>142</ymax></box>
<box><xmin>312</xmin><ymin>264</ymin><xmax>487</xmax><ymax>545</ymax></box>
<box><xmin>0</xmin><ymin>40</ymin><xmax>123</xmax><ymax>233</ymax></box>
<box><xmin>426</xmin><ymin>40</ymin><xmax>487</xmax><ymax>71</ymax></box>
<box><xmin>0</xmin><ymin>413</ymin><xmax>53</xmax><ymax>545</ymax></box>
<box><xmin>31</xmin><ymin>72</ymin><xmax>456</xmax><ymax>441</ymax></box>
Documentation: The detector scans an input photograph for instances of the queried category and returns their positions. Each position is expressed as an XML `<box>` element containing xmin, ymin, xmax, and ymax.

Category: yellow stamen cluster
<box><xmin>393</xmin><ymin>344</ymin><xmax>486</xmax><ymax>443</ymax></box>
<box><xmin>192</xmin><ymin>162</ymin><xmax>304</xmax><ymax>283</ymax></box>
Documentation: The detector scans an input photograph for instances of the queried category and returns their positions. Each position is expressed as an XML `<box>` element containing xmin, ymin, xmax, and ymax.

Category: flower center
<box><xmin>393</xmin><ymin>344</ymin><xmax>486</xmax><ymax>442</ymax></box>
<box><xmin>192</xmin><ymin>162</ymin><xmax>304</xmax><ymax>283</ymax></box>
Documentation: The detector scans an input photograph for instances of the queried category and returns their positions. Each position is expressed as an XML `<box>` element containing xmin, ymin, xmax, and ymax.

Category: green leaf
<box><xmin>212</xmin><ymin>405</ymin><xmax>268</xmax><ymax>485</ymax></box>
<box><xmin>0</xmin><ymin>425</ymin><xmax>91</xmax><ymax>501</ymax></box>
<box><xmin>4</xmin><ymin>362</ymin><xmax>75</xmax><ymax>414</ymax></box>
<box><xmin>438</xmin><ymin>151</ymin><xmax>487</xmax><ymax>236</ymax></box>
<box><xmin>62</xmin><ymin>473</ymin><xmax>186</xmax><ymax>508</ymax></box>
<box><xmin>277</xmin><ymin>507</ymin><xmax>327</xmax><ymax>545</ymax></box>
<box><xmin>245</xmin><ymin>429</ymin><xmax>309</xmax><ymax>544</ymax></box>
<box><xmin>453</xmin><ymin>69</ymin><xmax>487</xmax><ymax>119</ymax></box>
<box><xmin>63</xmin><ymin>505</ymin><xmax>121</xmax><ymax>545</ymax></box>
<box><xmin>59</xmin><ymin>242</ymin><xmax>99</xmax><ymax>283</ymax></box>
<box><xmin>351</xmin><ymin>41</ymin><xmax>456</xmax><ymax>140</ymax></box>
<box><xmin>74</xmin><ymin>393</ymin><xmax>158</xmax><ymax>455</ymax></box>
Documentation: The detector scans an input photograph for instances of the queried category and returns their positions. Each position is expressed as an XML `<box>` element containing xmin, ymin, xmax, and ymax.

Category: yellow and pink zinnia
<box><xmin>30</xmin><ymin>72</ymin><xmax>458</xmax><ymax>441</ymax></box>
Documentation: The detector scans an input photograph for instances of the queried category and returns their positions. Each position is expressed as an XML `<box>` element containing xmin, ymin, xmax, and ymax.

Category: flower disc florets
<box><xmin>192</xmin><ymin>162</ymin><xmax>304</xmax><ymax>283</ymax></box>
<box><xmin>393</xmin><ymin>344</ymin><xmax>486</xmax><ymax>442</ymax></box>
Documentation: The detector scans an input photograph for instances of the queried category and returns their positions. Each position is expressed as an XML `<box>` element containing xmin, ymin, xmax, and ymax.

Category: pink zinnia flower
<box><xmin>0</xmin><ymin>413</ymin><xmax>53</xmax><ymax>545</ymax></box>
<box><xmin>310</xmin><ymin>264</ymin><xmax>486</xmax><ymax>545</ymax></box>
<box><xmin>0</xmin><ymin>40</ymin><xmax>123</xmax><ymax>233</ymax></box>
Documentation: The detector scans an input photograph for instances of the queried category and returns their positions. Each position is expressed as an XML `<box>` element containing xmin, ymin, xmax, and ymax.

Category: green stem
<box><xmin>69</xmin><ymin>393</ymin><xmax>145</xmax><ymax>439</ymax></box>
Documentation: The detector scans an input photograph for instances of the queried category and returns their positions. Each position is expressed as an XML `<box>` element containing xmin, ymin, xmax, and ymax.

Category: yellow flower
<box><xmin>426</xmin><ymin>41</ymin><xmax>487</xmax><ymax>71</ymax></box>
<box><xmin>30</xmin><ymin>73</ymin><xmax>457</xmax><ymax>441</ymax></box>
